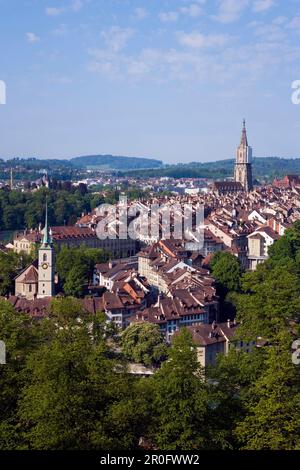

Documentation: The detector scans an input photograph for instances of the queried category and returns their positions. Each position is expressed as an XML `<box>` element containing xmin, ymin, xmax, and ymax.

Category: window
<box><xmin>43</xmin><ymin>253</ymin><xmax>47</xmax><ymax>262</ymax></box>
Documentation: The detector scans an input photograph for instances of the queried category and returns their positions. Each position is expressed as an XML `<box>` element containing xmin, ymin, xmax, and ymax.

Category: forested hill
<box><xmin>118</xmin><ymin>157</ymin><xmax>300</xmax><ymax>180</ymax></box>
<box><xmin>1</xmin><ymin>156</ymin><xmax>300</xmax><ymax>180</ymax></box>
<box><xmin>70</xmin><ymin>154</ymin><xmax>163</xmax><ymax>170</ymax></box>
<box><xmin>0</xmin><ymin>155</ymin><xmax>163</xmax><ymax>172</ymax></box>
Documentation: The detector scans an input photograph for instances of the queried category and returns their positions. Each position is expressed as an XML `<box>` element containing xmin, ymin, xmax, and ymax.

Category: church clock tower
<box><xmin>38</xmin><ymin>203</ymin><xmax>55</xmax><ymax>298</ymax></box>
<box><xmin>234</xmin><ymin>120</ymin><xmax>253</xmax><ymax>192</ymax></box>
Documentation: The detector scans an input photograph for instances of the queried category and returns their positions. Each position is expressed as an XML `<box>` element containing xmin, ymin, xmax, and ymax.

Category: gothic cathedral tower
<box><xmin>234</xmin><ymin>120</ymin><xmax>253</xmax><ymax>192</ymax></box>
<box><xmin>37</xmin><ymin>204</ymin><xmax>55</xmax><ymax>298</ymax></box>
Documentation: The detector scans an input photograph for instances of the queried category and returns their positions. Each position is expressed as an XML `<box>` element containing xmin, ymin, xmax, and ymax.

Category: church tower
<box><xmin>37</xmin><ymin>203</ymin><xmax>55</xmax><ymax>298</ymax></box>
<box><xmin>234</xmin><ymin>120</ymin><xmax>253</xmax><ymax>192</ymax></box>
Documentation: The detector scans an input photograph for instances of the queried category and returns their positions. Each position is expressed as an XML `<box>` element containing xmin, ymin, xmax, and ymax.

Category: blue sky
<box><xmin>0</xmin><ymin>0</ymin><xmax>300</xmax><ymax>163</ymax></box>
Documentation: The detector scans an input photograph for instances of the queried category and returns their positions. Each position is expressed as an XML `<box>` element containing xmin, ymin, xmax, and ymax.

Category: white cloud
<box><xmin>272</xmin><ymin>16</ymin><xmax>288</xmax><ymax>26</ymax></box>
<box><xmin>101</xmin><ymin>26</ymin><xmax>134</xmax><ymax>53</ymax></box>
<box><xmin>214</xmin><ymin>0</ymin><xmax>249</xmax><ymax>24</ymax></box>
<box><xmin>253</xmin><ymin>0</ymin><xmax>275</xmax><ymax>13</ymax></box>
<box><xmin>287</xmin><ymin>16</ymin><xmax>300</xmax><ymax>29</ymax></box>
<box><xmin>50</xmin><ymin>75</ymin><xmax>73</xmax><ymax>84</ymax></box>
<box><xmin>159</xmin><ymin>2</ymin><xmax>206</xmax><ymax>22</ymax></box>
<box><xmin>87</xmin><ymin>1</ymin><xmax>300</xmax><ymax>87</ymax></box>
<box><xmin>71</xmin><ymin>0</ymin><xmax>84</xmax><ymax>12</ymax></box>
<box><xmin>177</xmin><ymin>31</ymin><xmax>230</xmax><ymax>48</ymax></box>
<box><xmin>134</xmin><ymin>7</ymin><xmax>148</xmax><ymax>20</ymax></box>
<box><xmin>45</xmin><ymin>7</ymin><xmax>65</xmax><ymax>16</ymax></box>
<box><xmin>179</xmin><ymin>3</ymin><xmax>204</xmax><ymax>18</ymax></box>
<box><xmin>252</xmin><ymin>23</ymin><xmax>286</xmax><ymax>42</ymax></box>
<box><xmin>26</xmin><ymin>32</ymin><xmax>40</xmax><ymax>43</ymax></box>
<box><xmin>159</xmin><ymin>11</ymin><xmax>179</xmax><ymax>23</ymax></box>
<box><xmin>88</xmin><ymin>30</ymin><xmax>300</xmax><ymax>88</ymax></box>
<box><xmin>51</xmin><ymin>23</ymin><xmax>68</xmax><ymax>36</ymax></box>
<box><xmin>45</xmin><ymin>1</ymin><xmax>86</xmax><ymax>16</ymax></box>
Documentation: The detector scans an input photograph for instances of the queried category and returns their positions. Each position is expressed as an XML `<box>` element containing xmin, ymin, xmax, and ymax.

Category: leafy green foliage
<box><xmin>56</xmin><ymin>246</ymin><xmax>108</xmax><ymax>297</ymax></box>
<box><xmin>235</xmin><ymin>334</ymin><xmax>300</xmax><ymax>450</ymax></box>
<box><xmin>121</xmin><ymin>323</ymin><xmax>168</xmax><ymax>367</ymax></box>
<box><xmin>0</xmin><ymin>302</ymin><xmax>147</xmax><ymax>450</ymax></box>
<box><xmin>0</xmin><ymin>185</ymin><xmax>155</xmax><ymax>231</ymax></box>
<box><xmin>0</xmin><ymin>300</ymin><xmax>37</xmax><ymax>449</ymax></box>
<box><xmin>222</xmin><ymin>223</ymin><xmax>300</xmax><ymax>449</ymax></box>
<box><xmin>211</xmin><ymin>251</ymin><xmax>242</xmax><ymax>296</ymax></box>
<box><xmin>149</xmin><ymin>328</ymin><xmax>211</xmax><ymax>450</ymax></box>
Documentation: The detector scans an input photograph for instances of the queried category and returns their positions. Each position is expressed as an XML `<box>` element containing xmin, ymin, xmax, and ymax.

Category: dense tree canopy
<box><xmin>211</xmin><ymin>251</ymin><xmax>242</xmax><ymax>296</ymax></box>
<box><xmin>121</xmin><ymin>323</ymin><xmax>168</xmax><ymax>367</ymax></box>
<box><xmin>0</xmin><ymin>186</ymin><xmax>152</xmax><ymax>232</ymax></box>
<box><xmin>56</xmin><ymin>246</ymin><xmax>108</xmax><ymax>297</ymax></box>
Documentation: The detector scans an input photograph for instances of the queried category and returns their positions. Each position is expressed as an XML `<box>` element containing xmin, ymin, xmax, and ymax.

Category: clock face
<box><xmin>42</xmin><ymin>262</ymin><xmax>49</xmax><ymax>270</ymax></box>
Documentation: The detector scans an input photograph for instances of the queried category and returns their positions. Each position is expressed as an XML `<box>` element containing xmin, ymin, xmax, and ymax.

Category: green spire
<box><xmin>42</xmin><ymin>201</ymin><xmax>51</xmax><ymax>246</ymax></box>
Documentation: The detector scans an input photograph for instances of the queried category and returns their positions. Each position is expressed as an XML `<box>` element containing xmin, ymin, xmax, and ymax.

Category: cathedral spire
<box><xmin>240</xmin><ymin>119</ymin><xmax>248</xmax><ymax>146</ymax></box>
<box><xmin>234</xmin><ymin>120</ymin><xmax>253</xmax><ymax>192</ymax></box>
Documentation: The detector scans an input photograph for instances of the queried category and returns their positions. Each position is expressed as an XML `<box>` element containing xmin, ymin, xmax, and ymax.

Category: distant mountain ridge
<box><xmin>1</xmin><ymin>155</ymin><xmax>300</xmax><ymax>180</ymax></box>
<box><xmin>0</xmin><ymin>155</ymin><xmax>163</xmax><ymax>171</ymax></box>
<box><xmin>70</xmin><ymin>155</ymin><xmax>163</xmax><ymax>170</ymax></box>
<box><xmin>118</xmin><ymin>157</ymin><xmax>300</xmax><ymax>180</ymax></box>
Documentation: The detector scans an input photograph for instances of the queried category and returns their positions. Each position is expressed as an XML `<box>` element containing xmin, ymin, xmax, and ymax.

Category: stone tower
<box><xmin>37</xmin><ymin>203</ymin><xmax>55</xmax><ymax>298</ymax></box>
<box><xmin>234</xmin><ymin>120</ymin><xmax>253</xmax><ymax>192</ymax></box>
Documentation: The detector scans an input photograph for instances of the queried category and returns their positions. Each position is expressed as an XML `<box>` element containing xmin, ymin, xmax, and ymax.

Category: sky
<box><xmin>0</xmin><ymin>0</ymin><xmax>300</xmax><ymax>163</ymax></box>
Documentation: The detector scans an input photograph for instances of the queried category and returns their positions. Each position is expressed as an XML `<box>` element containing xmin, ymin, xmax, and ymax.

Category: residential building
<box><xmin>186</xmin><ymin>321</ymin><xmax>256</xmax><ymax>368</ymax></box>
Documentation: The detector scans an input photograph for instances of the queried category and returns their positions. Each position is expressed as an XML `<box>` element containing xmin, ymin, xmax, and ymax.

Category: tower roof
<box><xmin>42</xmin><ymin>202</ymin><xmax>52</xmax><ymax>247</ymax></box>
<box><xmin>240</xmin><ymin>119</ymin><xmax>248</xmax><ymax>146</ymax></box>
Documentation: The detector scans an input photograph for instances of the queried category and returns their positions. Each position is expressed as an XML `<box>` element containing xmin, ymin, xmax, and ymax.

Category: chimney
<box><xmin>227</xmin><ymin>319</ymin><xmax>231</xmax><ymax>328</ymax></box>
<box><xmin>233</xmin><ymin>318</ymin><xmax>237</xmax><ymax>326</ymax></box>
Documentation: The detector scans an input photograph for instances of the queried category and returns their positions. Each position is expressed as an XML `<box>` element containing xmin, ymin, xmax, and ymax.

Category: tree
<box><xmin>285</xmin><ymin>220</ymin><xmax>300</xmax><ymax>255</ymax></box>
<box><xmin>0</xmin><ymin>300</ymin><xmax>35</xmax><ymax>449</ymax></box>
<box><xmin>268</xmin><ymin>236</ymin><xmax>294</xmax><ymax>264</ymax></box>
<box><xmin>148</xmin><ymin>328</ymin><xmax>214</xmax><ymax>450</ymax></box>
<box><xmin>49</xmin><ymin>297</ymin><xmax>86</xmax><ymax>326</ymax></box>
<box><xmin>235</xmin><ymin>261</ymin><xmax>300</xmax><ymax>342</ymax></box>
<box><xmin>18</xmin><ymin>313</ymin><xmax>146</xmax><ymax>450</ymax></box>
<box><xmin>56</xmin><ymin>247</ymin><xmax>108</xmax><ymax>296</ymax></box>
<box><xmin>207</xmin><ymin>347</ymin><xmax>268</xmax><ymax>450</ymax></box>
<box><xmin>235</xmin><ymin>332</ymin><xmax>300</xmax><ymax>450</ymax></box>
<box><xmin>211</xmin><ymin>251</ymin><xmax>242</xmax><ymax>296</ymax></box>
<box><xmin>64</xmin><ymin>265</ymin><xmax>87</xmax><ymax>297</ymax></box>
<box><xmin>0</xmin><ymin>251</ymin><xmax>30</xmax><ymax>297</ymax></box>
<box><xmin>121</xmin><ymin>323</ymin><xmax>168</xmax><ymax>367</ymax></box>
